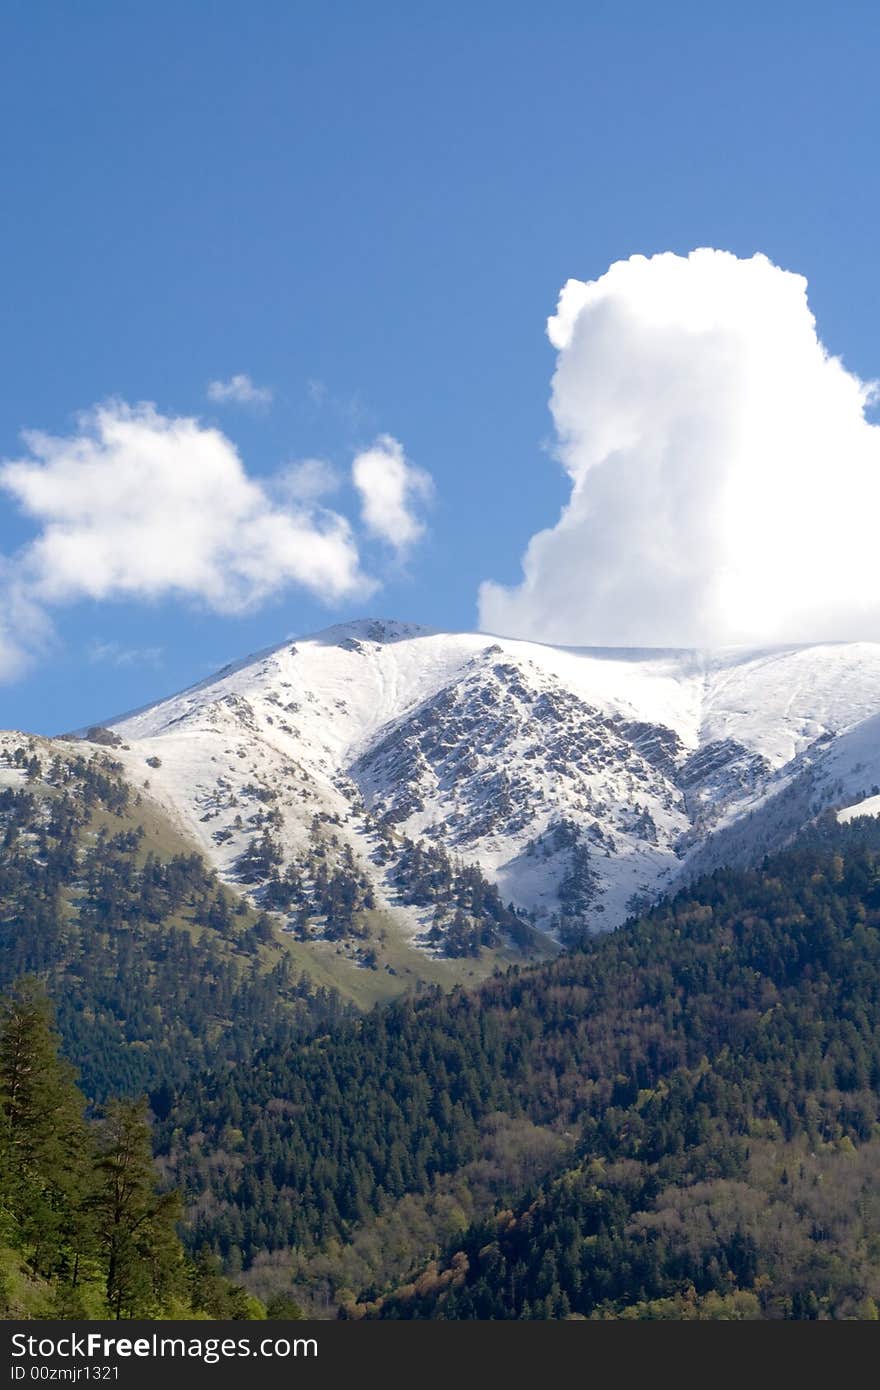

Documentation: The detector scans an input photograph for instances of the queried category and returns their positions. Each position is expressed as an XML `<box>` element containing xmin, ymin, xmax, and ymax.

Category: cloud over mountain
<box><xmin>480</xmin><ymin>249</ymin><xmax>880</xmax><ymax>647</ymax></box>
<box><xmin>0</xmin><ymin>403</ymin><xmax>435</xmax><ymax>677</ymax></box>
<box><xmin>353</xmin><ymin>435</ymin><xmax>433</xmax><ymax>552</ymax></box>
<box><xmin>1</xmin><ymin>402</ymin><xmax>371</xmax><ymax>613</ymax></box>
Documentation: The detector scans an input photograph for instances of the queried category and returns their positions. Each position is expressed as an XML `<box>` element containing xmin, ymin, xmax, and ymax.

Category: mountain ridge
<box><xmin>10</xmin><ymin>618</ymin><xmax>880</xmax><ymax>966</ymax></box>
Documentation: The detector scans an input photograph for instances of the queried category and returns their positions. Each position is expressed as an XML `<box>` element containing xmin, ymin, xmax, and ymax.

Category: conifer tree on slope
<box><xmin>0</xmin><ymin>976</ymin><xmax>94</xmax><ymax>1284</ymax></box>
<box><xmin>91</xmin><ymin>1098</ymin><xmax>184</xmax><ymax>1319</ymax></box>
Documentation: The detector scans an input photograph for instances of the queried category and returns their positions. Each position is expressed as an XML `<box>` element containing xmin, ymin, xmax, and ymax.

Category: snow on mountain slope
<box><xmin>839</xmin><ymin>792</ymin><xmax>880</xmax><ymax>824</ymax></box>
<box><xmin>697</xmin><ymin>642</ymin><xmax>880</xmax><ymax>766</ymax></box>
<box><xmin>82</xmin><ymin>620</ymin><xmax>880</xmax><ymax>951</ymax></box>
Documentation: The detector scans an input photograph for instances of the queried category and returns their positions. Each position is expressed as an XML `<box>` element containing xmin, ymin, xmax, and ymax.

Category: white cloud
<box><xmin>0</xmin><ymin>570</ymin><xmax>50</xmax><ymax>681</ymax></box>
<box><xmin>1</xmin><ymin>402</ymin><xmax>372</xmax><ymax>611</ymax></box>
<box><xmin>0</xmin><ymin>402</ymin><xmax>376</xmax><ymax>680</ymax></box>
<box><xmin>207</xmin><ymin>373</ymin><xmax>273</xmax><ymax>406</ymax></box>
<box><xmin>352</xmin><ymin>435</ymin><xmax>433</xmax><ymax>552</ymax></box>
<box><xmin>479</xmin><ymin>249</ymin><xmax>880</xmax><ymax>647</ymax></box>
<box><xmin>278</xmin><ymin>457</ymin><xmax>341</xmax><ymax>502</ymax></box>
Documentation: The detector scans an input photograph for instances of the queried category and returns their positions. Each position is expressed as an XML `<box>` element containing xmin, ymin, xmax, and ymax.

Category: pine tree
<box><xmin>0</xmin><ymin>977</ymin><xmax>94</xmax><ymax>1281</ymax></box>
<box><xmin>91</xmin><ymin>1098</ymin><xmax>184</xmax><ymax>1318</ymax></box>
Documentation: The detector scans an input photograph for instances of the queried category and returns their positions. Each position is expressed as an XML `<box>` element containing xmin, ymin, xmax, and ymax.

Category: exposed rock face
<box><xmin>76</xmin><ymin>621</ymin><xmax>880</xmax><ymax>947</ymax></box>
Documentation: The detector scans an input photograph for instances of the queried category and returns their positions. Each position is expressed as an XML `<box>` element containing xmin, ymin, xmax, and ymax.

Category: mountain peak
<box><xmin>67</xmin><ymin>626</ymin><xmax>880</xmax><ymax>963</ymax></box>
<box><xmin>302</xmin><ymin>617</ymin><xmax>436</xmax><ymax>646</ymax></box>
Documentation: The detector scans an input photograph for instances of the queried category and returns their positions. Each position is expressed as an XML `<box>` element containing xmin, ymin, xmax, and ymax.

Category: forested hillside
<box><xmin>0</xmin><ymin>979</ymin><xmax>281</xmax><ymax>1319</ymax></box>
<box><xmin>3</xmin><ymin>730</ymin><xmax>880</xmax><ymax>1319</ymax></box>
<box><xmin>361</xmin><ymin>818</ymin><xmax>880</xmax><ymax>1319</ymax></box>
<box><xmin>0</xmin><ymin>737</ymin><xmax>543</xmax><ymax>1311</ymax></box>
<box><xmin>159</xmin><ymin>815</ymin><xmax>880</xmax><ymax>1318</ymax></box>
<box><xmin>0</xmin><ymin>742</ymin><xmax>352</xmax><ymax>1101</ymax></box>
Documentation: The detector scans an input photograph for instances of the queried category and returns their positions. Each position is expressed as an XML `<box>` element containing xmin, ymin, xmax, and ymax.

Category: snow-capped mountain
<box><xmin>77</xmin><ymin>619</ymin><xmax>880</xmax><ymax>952</ymax></box>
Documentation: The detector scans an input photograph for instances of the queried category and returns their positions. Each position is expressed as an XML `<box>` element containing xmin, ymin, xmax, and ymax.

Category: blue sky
<box><xmin>1</xmin><ymin>1</ymin><xmax>879</xmax><ymax>733</ymax></box>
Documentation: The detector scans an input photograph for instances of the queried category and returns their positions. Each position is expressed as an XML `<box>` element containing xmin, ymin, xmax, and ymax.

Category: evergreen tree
<box><xmin>0</xmin><ymin>976</ymin><xmax>267</xmax><ymax>1321</ymax></box>
<box><xmin>0</xmin><ymin>977</ymin><xmax>94</xmax><ymax>1281</ymax></box>
<box><xmin>91</xmin><ymin>1099</ymin><xmax>184</xmax><ymax>1319</ymax></box>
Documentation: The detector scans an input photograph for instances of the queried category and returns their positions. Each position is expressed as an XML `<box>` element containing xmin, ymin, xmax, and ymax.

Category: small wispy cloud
<box><xmin>278</xmin><ymin>457</ymin><xmax>342</xmax><ymax>503</ymax></box>
<box><xmin>87</xmin><ymin>640</ymin><xmax>164</xmax><ymax>668</ymax></box>
<box><xmin>352</xmin><ymin>435</ymin><xmax>434</xmax><ymax>553</ymax></box>
<box><xmin>207</xmin><ymin>373</ymin><xmax>273</xmax><ymax>407</ymax></box>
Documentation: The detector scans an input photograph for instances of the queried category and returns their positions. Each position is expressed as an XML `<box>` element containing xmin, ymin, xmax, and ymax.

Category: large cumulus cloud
<box><xmin>479</xmin><ymin>249</ymin><xmax>880</xmax><ymax>648</ymax></box>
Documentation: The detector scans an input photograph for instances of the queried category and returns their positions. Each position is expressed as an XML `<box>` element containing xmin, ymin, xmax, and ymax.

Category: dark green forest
<box><xmin>0</xmin><ymin>978</ymin><xmax>286</xmax><ymax>1318</ymax></box>
<box><xmin>164</xmin><ymin>818</ymin><xmax>880</xmax><ymax>1318</ymax></box>
<box><xmin>3</xmin><ymin>738</ymin><xmax>880</xmax><ymax>1318</ymax></box>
